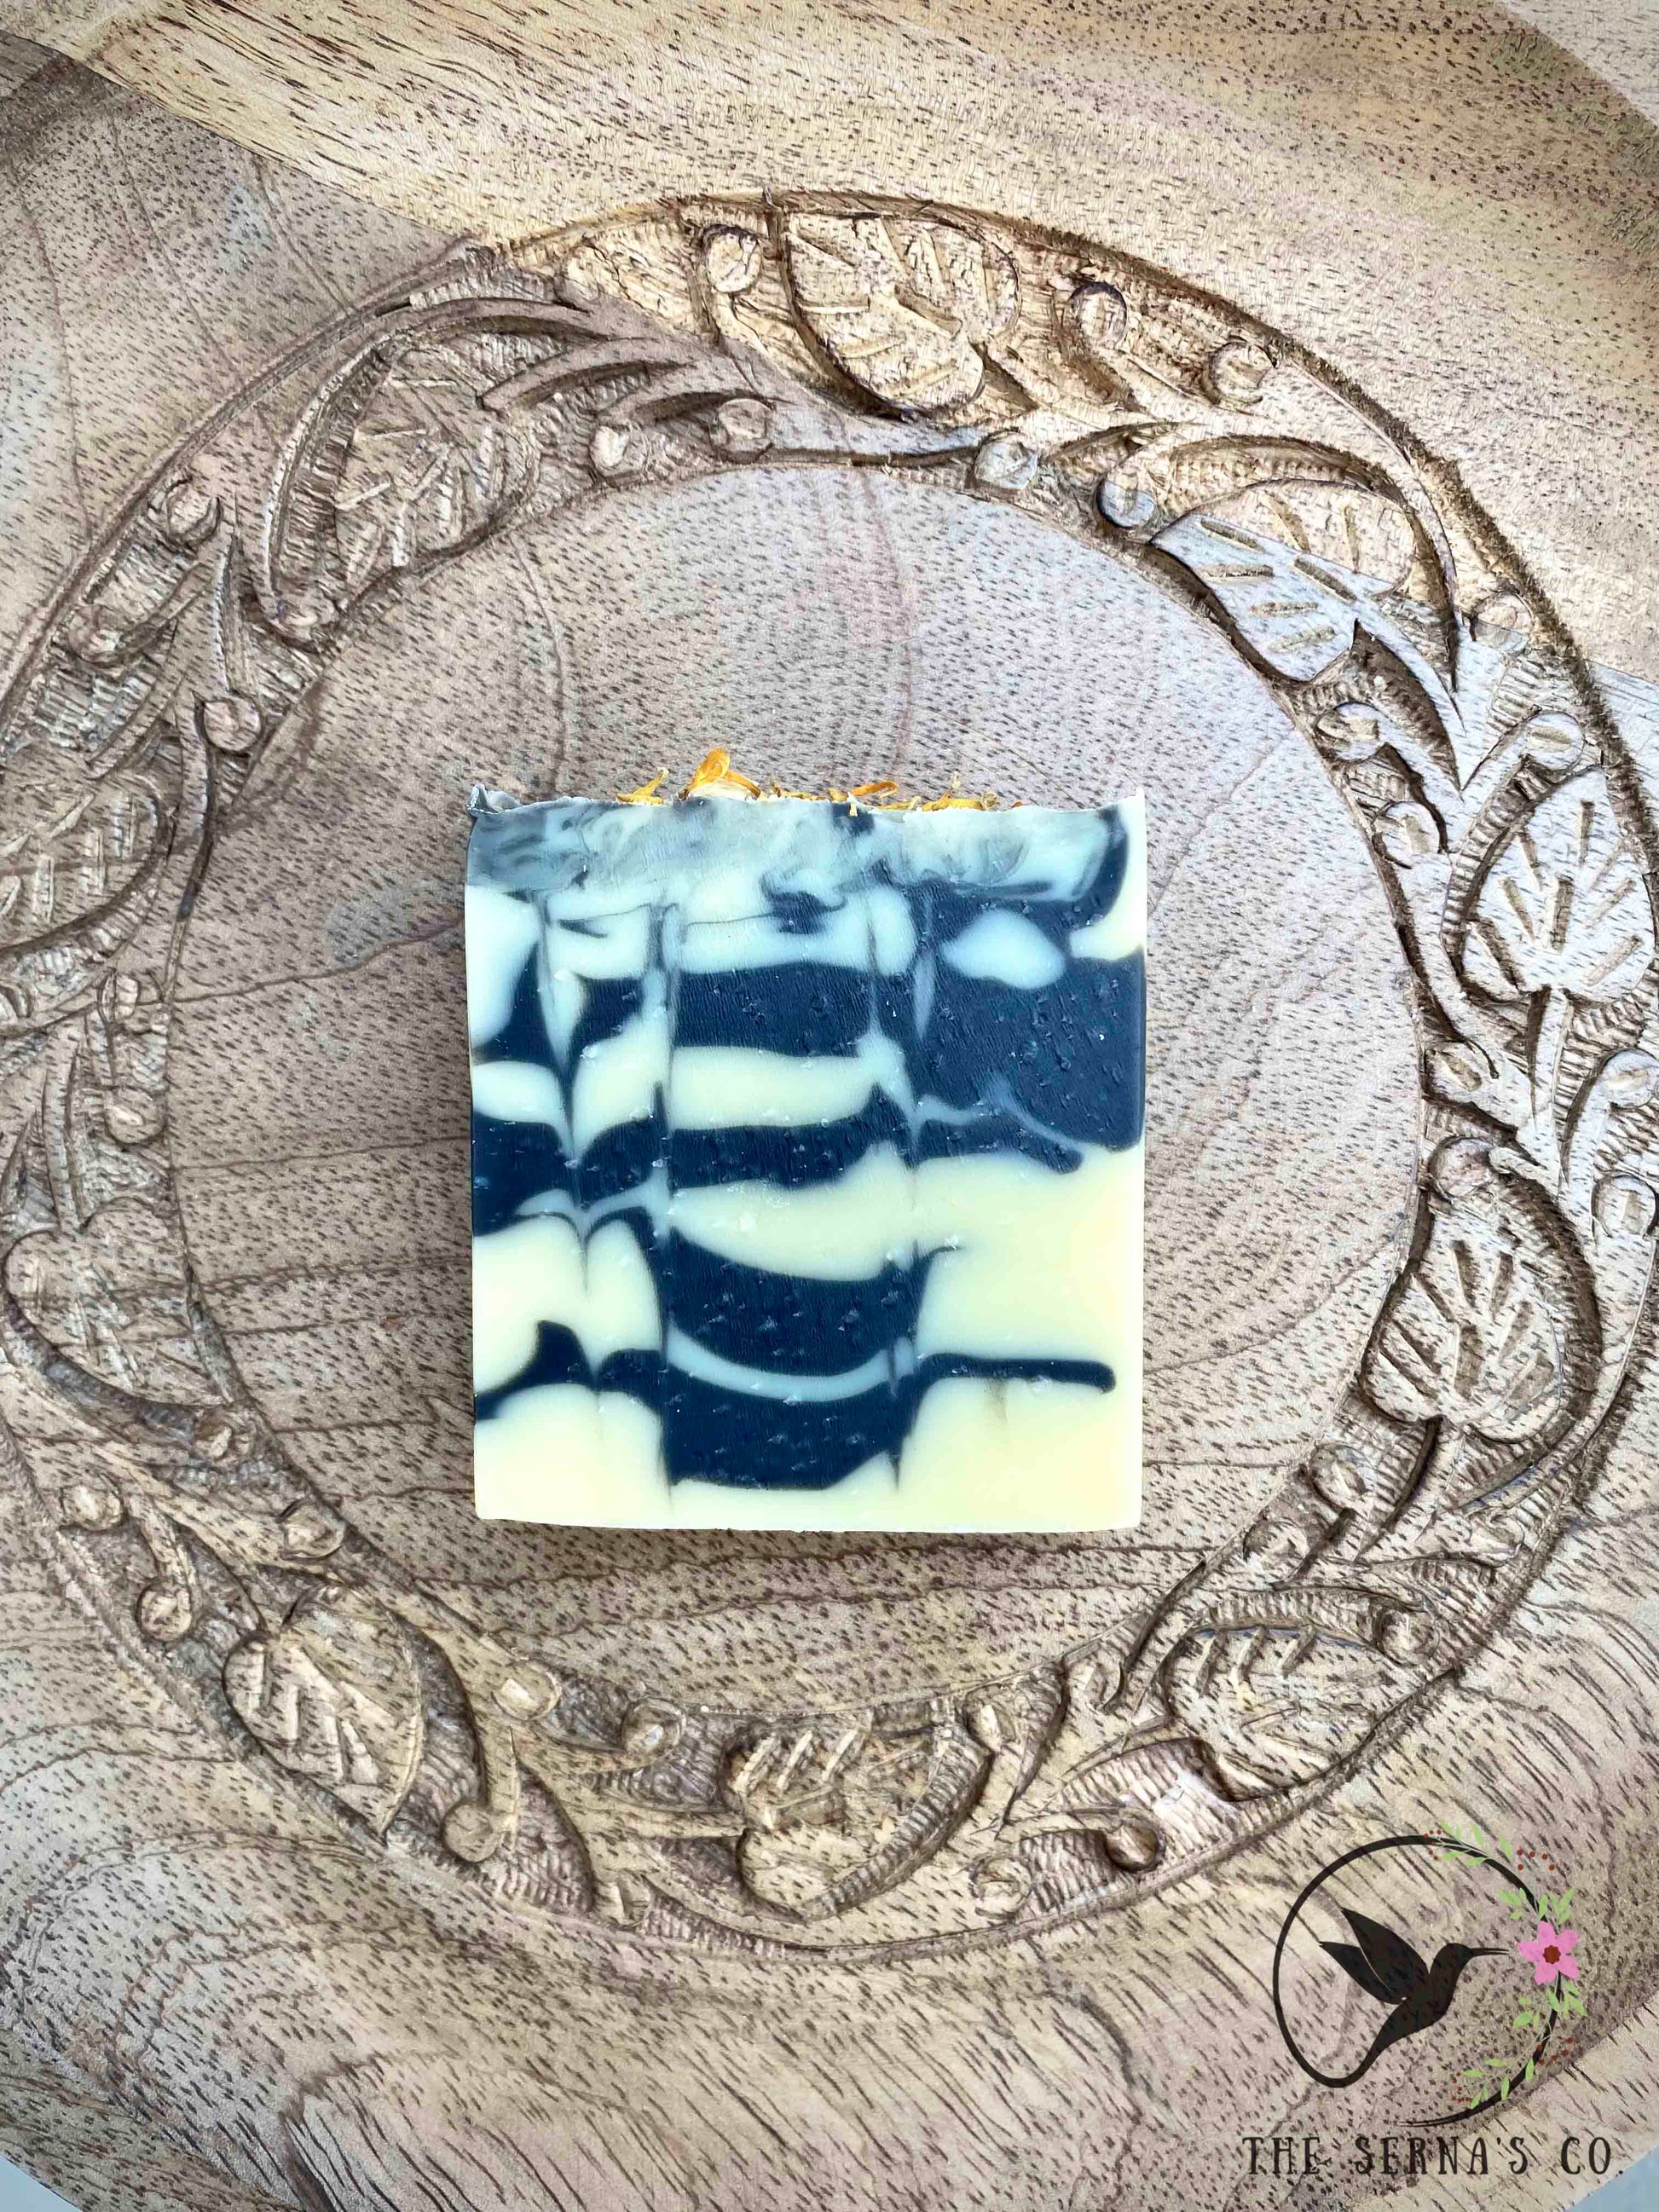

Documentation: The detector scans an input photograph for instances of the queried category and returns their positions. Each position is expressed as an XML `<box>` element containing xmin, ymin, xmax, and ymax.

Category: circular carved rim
<box><xmin>2</xmin><ymin>194</ymin><xmax>1656</xmax><ymax>1956</ymax></box>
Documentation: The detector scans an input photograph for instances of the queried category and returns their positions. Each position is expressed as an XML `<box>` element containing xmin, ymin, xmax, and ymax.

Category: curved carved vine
<box><xmin>1</xmin><ymin>196</ymin><xmax>1654</xmax><ymax>1955</ymax></box>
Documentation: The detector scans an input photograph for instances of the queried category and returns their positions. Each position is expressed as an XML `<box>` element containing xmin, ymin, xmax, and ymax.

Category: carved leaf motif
<box><xmin>1203</xmin><ymin>480</ymin><xmax>1419</xmax><ymax>594</ymax></box>
<box><xmin>1366</xmin><ymin>1213</ymin><xmax>1565</xmax><ymax>1443</ymax></box>
<box><xmin>0</xmin><ymin>748</ymin><xmax>173</xmax><ymax>954</ymax></box>
<box><xmin>782</xmin><ymin>213</ymin><xmax>1018</xmax><ymax>414</ymax></box>
<box><xmin>223</xmin><ymin>1586</ymin><xmax>422</xmax><ymax>1833</ymax></box>
<box><xmin>1165</xmin><ymin>1626</ymin><xmax>1413</xmax><ymax>1798</ymax></box>
<box><xmin>1152</xmin><ymin>506</ymin><xmax>1371</xmax><ymax>683</ymax></box>
<box><xmin>724</xmin><ymin>1715</ymin><xmax>968</xmax><ymax>1918</ymax></box>
<box><xmin>332</xmin><ymin>340</ymin><xmax>540</xmax><ymax>592</ymax></box>
<box><xmin>4</xmin><ymin>1198</ymin><xmax>210</xmax><ymax>1404</ymax></box>
<box><xmin>1147</xmin><ymin>443</ymin><xmax>1423</xmax><ymax>580</ymax></box>
<box><xmin>1465</xmin><ymin>771</ymin><xmax>1656</xmax><ymax>1007</ymax></box>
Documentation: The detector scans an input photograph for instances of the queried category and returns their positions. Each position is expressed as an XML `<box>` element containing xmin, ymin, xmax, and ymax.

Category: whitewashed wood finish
<box><xmin>0</xmin><ymin>12</ymin><xmax>1657</xmax><ymax>2211</ymax></box>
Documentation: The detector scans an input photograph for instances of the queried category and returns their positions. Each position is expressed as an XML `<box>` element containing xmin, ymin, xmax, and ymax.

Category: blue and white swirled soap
<box><xmin>465</xmin><ymin>767</ymin><xmax>1145</xmax><ymax>1531</ymax></box>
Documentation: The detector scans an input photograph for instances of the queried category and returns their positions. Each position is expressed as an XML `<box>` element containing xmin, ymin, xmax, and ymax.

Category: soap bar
<box><xmin>466</xmin><ymin>789</ymin><xmax>1144</xmax><ymax>1531</ymax></box>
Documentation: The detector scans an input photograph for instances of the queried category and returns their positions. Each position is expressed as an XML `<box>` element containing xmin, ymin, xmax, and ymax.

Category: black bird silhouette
<box><xmin>1316</xmin><ymin>1907</ymin><xmax>1501</xmax><ymax>2085</ymax></box>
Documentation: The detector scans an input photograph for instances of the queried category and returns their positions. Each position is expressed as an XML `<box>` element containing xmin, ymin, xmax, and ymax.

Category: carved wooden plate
<box><xmin>7</xmin><ymin>186</ymin><xmax>1651</xmax><ymax>1953</ymax></box>
<box><xmin>3</xmin><ymin>17</ymin><xmax>1658</xmax><ymax>2211</ymax></box>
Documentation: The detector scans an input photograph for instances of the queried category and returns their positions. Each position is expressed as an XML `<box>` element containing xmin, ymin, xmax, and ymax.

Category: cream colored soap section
<box><xmin>476</xmin><ymin>1386</ymin><xmax>669</xmax><ymax>1522</ymax></box>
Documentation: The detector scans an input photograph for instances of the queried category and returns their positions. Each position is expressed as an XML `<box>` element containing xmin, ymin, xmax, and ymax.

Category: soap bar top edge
<box><xmin>466</xmin><ymin>789</ymin><xmax>1147</xmax><ymax>908</ymax></box>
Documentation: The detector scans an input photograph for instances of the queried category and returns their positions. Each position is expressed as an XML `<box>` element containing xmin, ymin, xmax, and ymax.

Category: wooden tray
<box><xmin>1</xmin><ymin>8</ymin><xmax>1656</xmax><ymax>2208</ymax></box>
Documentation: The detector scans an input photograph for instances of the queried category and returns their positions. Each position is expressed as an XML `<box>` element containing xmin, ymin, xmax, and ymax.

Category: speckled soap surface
<box><xmin>465</xmin><ymin>792</ymin><xmax>1145</xmax><ymax>1530</ymax></box>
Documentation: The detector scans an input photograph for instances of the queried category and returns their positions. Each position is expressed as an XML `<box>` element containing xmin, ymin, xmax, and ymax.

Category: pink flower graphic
<box><xmin>1517</xmin><ymin>1920</ymin><xmax>1581</xmax><ymax>1985</ymax></box>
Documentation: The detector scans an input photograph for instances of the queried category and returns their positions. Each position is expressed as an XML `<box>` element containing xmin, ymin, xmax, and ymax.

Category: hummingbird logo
<box><xmin>1271</xmin><ymin>1826</ymin><xmax>1590</xmax><ymax>2126</ymax></box>
<box><xmin>1316</xmin><ymin>1906</ymin><xmax>1500</xmax><ymax>2085</ymax></box>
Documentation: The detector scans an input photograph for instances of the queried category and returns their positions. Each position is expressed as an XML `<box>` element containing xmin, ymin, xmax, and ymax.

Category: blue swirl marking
<box><xmin>466</xmin><ymin>796</ymin><xmax>1145</xmax><ymax>1500</ymax></box>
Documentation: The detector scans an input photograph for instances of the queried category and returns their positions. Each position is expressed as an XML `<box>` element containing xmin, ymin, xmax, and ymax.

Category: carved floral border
<box><xmin>1</xmin><ymin>196</ymin><xmax>1656</xmax><ymax>1955</ymax></box>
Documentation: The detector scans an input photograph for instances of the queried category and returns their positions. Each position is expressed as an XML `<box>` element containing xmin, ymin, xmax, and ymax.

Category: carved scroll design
<box><xmin>1</xmin><ymin>198</ymin><xmax>1655</xmax><ymax>1955</ymax></box>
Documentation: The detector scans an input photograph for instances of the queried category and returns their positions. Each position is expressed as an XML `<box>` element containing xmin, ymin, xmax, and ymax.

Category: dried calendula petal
<box><xmin>613</xmin><ymin>753</ymin><xmax>1005</xmax><ymax>810</ymax></box>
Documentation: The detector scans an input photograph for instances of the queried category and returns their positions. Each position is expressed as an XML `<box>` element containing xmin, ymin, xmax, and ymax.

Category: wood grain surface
<box><xmin>0</xmin><ymin>9</ymin><xmax>1656</xmax><ymax>2211</ymax></box>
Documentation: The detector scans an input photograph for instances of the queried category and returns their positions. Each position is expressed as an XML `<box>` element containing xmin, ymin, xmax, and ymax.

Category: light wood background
<box><xmin>1</xmin><ymin>7</ymin><xmax>1657</xmax><ymax>2210</ymax></box>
